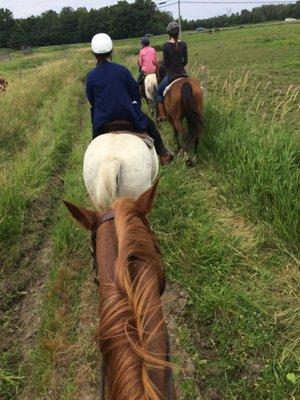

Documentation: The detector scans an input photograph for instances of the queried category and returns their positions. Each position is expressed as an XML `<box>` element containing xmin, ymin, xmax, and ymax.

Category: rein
<box><xmin>90</xmin><ymin>209</ymin><xmax>174</xmax><ymax>399</ymax></box>
<box><xmin>91</xmin><ymin>209</ymin><xmax>115</xmax><ymax>261</ymax></box>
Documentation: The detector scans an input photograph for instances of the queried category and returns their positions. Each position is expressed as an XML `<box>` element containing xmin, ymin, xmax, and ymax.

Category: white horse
<box><xmin>144</xmin><ymin>73</ymin><xmax>158</xmax><ymax>119</ymax></box>
<box><xmin>83</xmin><ymin>133</ymin><xmax>159</xmax><ymax>211</ymax></box>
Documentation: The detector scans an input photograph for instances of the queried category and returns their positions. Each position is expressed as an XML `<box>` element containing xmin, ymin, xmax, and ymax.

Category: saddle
<box><xmin>101</xmin><ymin>119</ymin><xmax>154</xmax><ymax>149</ymax></box>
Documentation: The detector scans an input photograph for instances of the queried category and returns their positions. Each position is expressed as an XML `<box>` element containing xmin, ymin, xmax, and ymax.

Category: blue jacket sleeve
<box><xmin>86</xmin><ymin>74</ymin><xmax>95</xmax><ymax>106</ymax></box>
<box><xmin>86</xmin><ymin>74</ymin><xmax>95</xmax><ymax>123</ymax></box>
<box><xmin>125</xmin><ymin>68</ymin><xmax>142</xmax><ymax>107</ymax></box>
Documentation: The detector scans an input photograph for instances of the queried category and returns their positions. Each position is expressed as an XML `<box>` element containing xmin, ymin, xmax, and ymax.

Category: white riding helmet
<box><xmin>91</xmin><ymin>33</ymin><xmax>113</xmax><ymax>54</ymax></box>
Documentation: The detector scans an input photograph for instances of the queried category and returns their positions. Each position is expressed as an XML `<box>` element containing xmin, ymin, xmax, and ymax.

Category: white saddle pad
<box><xmin>163</xmin><ymin>77</ymin><xmax>185</xmax><ymax>97</ymax></box>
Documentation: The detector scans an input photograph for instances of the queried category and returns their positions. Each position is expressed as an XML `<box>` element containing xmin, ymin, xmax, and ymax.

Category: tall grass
<box><xmin>0</xmin><ymin>55</ymin><xmax>88</xmax><ymax>400</ymax></box>
<box><xmin>200</xmin><ymin>99</ymin><xmax>299</xmax><ymax>255</ymax></box>
<box><xmin>151</xmin><ymin>159</ymin><xmax>299</xmax><ymax>399</ymax></box>
<box><xmin>0</xmin><ymin>59</ymin><xmax>72</xmax><ymax>156</ymax></box>
<box><xmin>0</xmin><ymin>57</ymin><xmax>87</xmax><ymax>266</ymax></box>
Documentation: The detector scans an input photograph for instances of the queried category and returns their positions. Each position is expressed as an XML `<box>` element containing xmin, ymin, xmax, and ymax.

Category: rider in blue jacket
<box><xmin>86</xmin><ymin>33</ymin><xmax>173</xmax><ymax>165</ymax></box>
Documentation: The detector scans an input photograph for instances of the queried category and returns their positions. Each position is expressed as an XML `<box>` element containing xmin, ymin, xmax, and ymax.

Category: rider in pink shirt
<box><xmin>137</xmin><ymin>37</ymin><xmax>157</xmax><ymax>84</ymax></box>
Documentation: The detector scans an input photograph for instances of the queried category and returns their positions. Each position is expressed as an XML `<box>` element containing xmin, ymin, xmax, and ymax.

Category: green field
<box><xmin>0</xmin><ymin>22</ymin><xmax>299</xmax><ymax>399</ymax></box>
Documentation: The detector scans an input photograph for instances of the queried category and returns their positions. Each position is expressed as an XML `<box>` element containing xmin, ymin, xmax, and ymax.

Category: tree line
<box><xmin>182</xmin><ymin>2</ymin><xmax>300</xmax><ymax>30</ymax></box>
<box><xmin>0</xmin><ymin>0</ymin><xmax>172</xmax><ymax>49</ymax></box>
<box><xmin>0</xmin><ymin>1</ymin><xmax>299</xmax><ymax>49</ymax></box>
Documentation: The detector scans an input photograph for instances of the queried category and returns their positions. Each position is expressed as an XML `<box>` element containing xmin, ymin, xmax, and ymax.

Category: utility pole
<box><xmin>177</xmin><ymin>0</ymin><xmax>182</xmax><ymax>33</ymax></box>
<box><xmin>159</xmin><ymin>1</ymin><xmax>181</xmax><ymax>32</ymax></box>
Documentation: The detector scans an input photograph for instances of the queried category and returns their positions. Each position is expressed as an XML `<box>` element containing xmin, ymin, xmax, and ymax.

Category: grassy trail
<box><xmin>1</xmin><ymin>22</ymin><xmax>299</xmax><ymax>399</ymax></box>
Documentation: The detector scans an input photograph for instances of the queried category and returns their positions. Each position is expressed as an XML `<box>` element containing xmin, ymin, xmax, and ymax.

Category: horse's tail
<box><xmin>181</xmin><ymin>81</ymin><xmax>204</xmax><ymax>149</ymax></box>
<box><xmin>94</xmin><ymin>157</ymin><xmax>121</xmax><ymax>211</ymax></box>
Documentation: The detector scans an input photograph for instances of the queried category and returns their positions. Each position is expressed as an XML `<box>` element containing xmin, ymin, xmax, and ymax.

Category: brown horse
<box><xmin>64</xmin><ymin>180</ymin><xmax>176</xmax><ymax>399</ymax></box>
<box><xmin>0</xmin><ymin>78</ymin><xmax>8</xmax><ymax>93</ymax></box>
<box><xmin>157</xmin><ymin>62</ymin><xmax>204</xmax><ymax>164</ymax></box>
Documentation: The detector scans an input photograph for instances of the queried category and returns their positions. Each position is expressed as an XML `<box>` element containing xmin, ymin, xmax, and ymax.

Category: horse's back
<box><xmin>83</xmin><ymin>133</ymin><xmax>158</xmax><ymax>207</ymax></box>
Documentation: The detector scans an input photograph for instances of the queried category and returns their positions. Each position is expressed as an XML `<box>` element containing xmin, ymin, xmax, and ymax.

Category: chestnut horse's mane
<box><xmin>97</xmin><ymin>197</ymin><xmax>169</xmax><ymax>400</ymax></box>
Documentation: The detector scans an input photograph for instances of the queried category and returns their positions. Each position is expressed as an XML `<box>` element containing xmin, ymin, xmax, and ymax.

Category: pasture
<box><xmin>0</xmin><ymin>22</ymin><xmax>299</xmax><ymax>399</ymax></box>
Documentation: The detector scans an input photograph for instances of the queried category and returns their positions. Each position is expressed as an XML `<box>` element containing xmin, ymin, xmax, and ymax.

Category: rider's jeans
<box><xmin>156</xmin><ymin>75</ymin><xmax>170</xmax><ymax>103</ymax></box>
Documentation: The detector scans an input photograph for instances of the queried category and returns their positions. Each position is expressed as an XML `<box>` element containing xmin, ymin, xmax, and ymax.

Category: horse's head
<box><xmin>156</xmin><ymin>60</ymin><xmax>167</xmax><ymax>84</ymax></box>
<box><xmin>64</xmin><ymin>179</ymin><xmax>175</xmax><ymax>399</ymax></box>
<box><xmin>64</xmin><ymin>179</ymin><xmax>161</xmax><ymax>273</ymax></box>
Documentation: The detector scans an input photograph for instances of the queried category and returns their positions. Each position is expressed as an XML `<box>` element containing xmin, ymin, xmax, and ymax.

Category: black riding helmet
<box><xmin>141</xmin><ymin>37</ymin><xmax>150</xmax><ymax>46</ymax></box>
<box><xmin>166</xmin><ymin>21</ymin><xmax>180</xmax><ymax>35</ymax></box>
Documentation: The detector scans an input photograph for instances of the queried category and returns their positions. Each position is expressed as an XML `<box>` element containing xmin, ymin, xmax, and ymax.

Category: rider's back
<box><xmin>163</xmin><ymin>41</ymin><xmax>188</xmax><ymax>79</ymax></box>
<box><xmin>86</xmin><ymin>60</ymin><xmax>147</xmax><ymax>133</ymax></box>
<box><xmin>139</xmin><ymin>46</ymin><xmax>157</xmax><ymax>74</ymax></box>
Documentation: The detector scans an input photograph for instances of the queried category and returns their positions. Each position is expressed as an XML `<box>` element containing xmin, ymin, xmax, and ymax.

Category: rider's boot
<box><xmin>158</xmin><ymin>102</ymin><xmax>167</xmax><ymax>121</ymax></box>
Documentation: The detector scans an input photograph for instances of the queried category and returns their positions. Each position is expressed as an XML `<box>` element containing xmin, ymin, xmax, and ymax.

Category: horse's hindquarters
<box><xmin>144</xmin><ymin>74</ymin><xmax>158</xmax><ymax>101</ymax></box>
<box><xmin>83</xmin><ymin>133</ymin><xmax>159</xmax><ymax>209</ymax></box>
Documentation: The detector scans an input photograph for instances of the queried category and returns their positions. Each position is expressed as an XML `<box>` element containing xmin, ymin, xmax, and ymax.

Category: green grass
<box><xmin>201</xmin><ymin>100</ymin><xmax>299</xmax><ymax>254</ymax></box>
<box><xmin>0</xmin><ymin>53</ymin><xmax>88</xmax><ymax>399</ymax></box>
<box><xmin>151</xmin><ymin>159</ymin><xmax>299</xmax><ymax>399</ymax></box>
<box><xmin>1</xmin><ymin>21</ymin><xmax>299</xmax><ymax>400</ymax></box>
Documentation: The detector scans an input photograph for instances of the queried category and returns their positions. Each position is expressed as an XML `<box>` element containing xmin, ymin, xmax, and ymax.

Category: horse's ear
<box><xmin>63</xmin><ymin>201</ymin><xmax>97</xmax><ymax>231</ymax></box>
<box><xmin>136</xmin><ymin>177</ymin><xmax>160</xmax><ymax>215</ymax></box>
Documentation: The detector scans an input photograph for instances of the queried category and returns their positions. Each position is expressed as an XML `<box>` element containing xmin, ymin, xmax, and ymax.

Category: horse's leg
<box><xmin>155</xmin><ymin>101</ymin><xmax>159</xmax><ymax>126</ymax></box>
<box><xmin>173</xmin><ymin>118</ymin><xmax>196</xmax><ymax>165</ymax></box>
<box><xmin>149</xmin><ymin>99</ymin><xmax>155</xmax><ymax>117</ymax></box>
<box><xmin>194</xmin><ymin>136</ymin><xmax>199</xmax><ymax>154</ymax></box>
<box><xmin>170</xmin><ymin>122</ymin><xmax>180</xmax><ymax>152</ymax></box>
<box><xmin>172</xmin><ymin>119</ymin><xmax>185</xmax><ymax>153</ymax></box>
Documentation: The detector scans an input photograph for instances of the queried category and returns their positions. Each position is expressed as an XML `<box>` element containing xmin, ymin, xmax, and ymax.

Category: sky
<box><xmin>0</xmin><ymin>0</ymin><xmax>293</xmax><ymax>20</ymax></box>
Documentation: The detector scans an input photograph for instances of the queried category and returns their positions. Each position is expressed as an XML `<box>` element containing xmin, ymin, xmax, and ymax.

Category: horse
<box><xmin>83</xmin><ymin>129</ymin><xmax>159</xmax><ymax>211</ymax></box>
<box><xmin>64</xmin><ymin>180</ymin><xmax>177</xmax><ymax>399</ymax></box>
<box><xmin>214</xmin><ymin>28</ymin><xmax>221</xmax><ymax>33</ymax></box>
<box><xmin>144</xmin><ymin>73</ymin><xmax>159</xmax><ymax>122</ymax></box>
<box><xmin>156</xmin><ymin>62</ymin><xmax>204</xmax><ymax>165</ymax></box>
<box><xmin>0</xmin><ymin>78</ymin><xmax>8</xmax><ymax>93</ymax></box>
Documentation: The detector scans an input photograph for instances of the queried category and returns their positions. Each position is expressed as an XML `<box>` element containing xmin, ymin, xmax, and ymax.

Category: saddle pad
<box><xmin>163</xmin><ymin>77</ymin><xmax>185</xmax><ymax>98</ymax></box>
<box><xmin>112</xmin><ymin>131</ymin><xmax>154</xmax><ymax>150</ymax></box>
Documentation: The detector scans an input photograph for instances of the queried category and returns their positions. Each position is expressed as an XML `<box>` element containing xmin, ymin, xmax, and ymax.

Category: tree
<box><xmin>2</xmin><ymin>1</ymin><xmax>296</xmax><ymax>49</ymax></box>
<box><xmin>8</xmin><ymin>23</ymin><xmax>27</xmax><ymax>49</ymax></box>
<box><xmin>0</xmin><ymin>8</ymin><xmax>14</xmax><ymax>47</ymax></box>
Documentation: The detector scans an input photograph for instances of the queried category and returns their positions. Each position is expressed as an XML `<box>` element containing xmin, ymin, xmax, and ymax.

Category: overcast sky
<box><xmin>0</xmin><ymin>0</ymin><xmax>288</xmax><ymax>20</ymax></box>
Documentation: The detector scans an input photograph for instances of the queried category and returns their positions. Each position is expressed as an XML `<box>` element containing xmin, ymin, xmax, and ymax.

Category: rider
<box><xmin>137</xmin><ymin>37</ymin><xmax>157</xmax><ymax>85</ymax></box>
<box><xmin>86</xmin><ymin>33</ymin><xmax>173</xmax><ymax>165</ymax></box>
<box><xmin>157</xmin><ymin>22</ymin><xmax>188</xmax><ymax>120</ymax></box>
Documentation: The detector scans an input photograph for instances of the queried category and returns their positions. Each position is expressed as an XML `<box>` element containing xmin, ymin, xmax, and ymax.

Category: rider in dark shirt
<box><xmin>157</xmin><ymin>22</ymin><xmax>188</xmax><ymax>120</ymax></box>
<box><xmin>163</xmin><ymin>41</ymin><xmax>188</xmax><ymax>80</ymax></box>
<box><xmin>86</xmin><ymin>33</ymin><xmax>173</xmax><ymax>165</ymax></box>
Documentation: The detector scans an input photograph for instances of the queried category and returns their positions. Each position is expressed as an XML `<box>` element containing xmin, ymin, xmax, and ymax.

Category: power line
<box><xmin>157</xmin><ymin>0</ymin><xmax>296</xmax><ymax>6</ymax></box>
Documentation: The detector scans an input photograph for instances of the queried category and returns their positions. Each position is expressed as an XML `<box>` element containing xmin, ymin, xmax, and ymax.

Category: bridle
<box><xmin>89</xmin><ymin>209</ymin><xmax>175</xmax><ymax>399</ymax></box>
<box><xmin>90</xmin><ymin>210</ymin><xmax>115</xmax><ymax>278</ymax></box>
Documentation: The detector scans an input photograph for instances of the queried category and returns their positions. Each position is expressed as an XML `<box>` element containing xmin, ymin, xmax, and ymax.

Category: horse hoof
<box><xmin>186</xmin><ymin>155</ymin><xmax>197</xmax><ymax>167</ymax></box>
